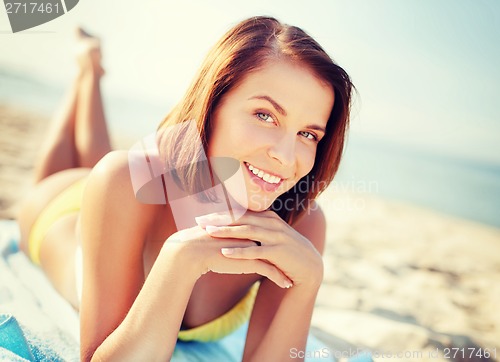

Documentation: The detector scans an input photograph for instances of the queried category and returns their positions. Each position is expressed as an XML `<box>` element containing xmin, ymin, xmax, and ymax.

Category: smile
<box><xmin>244</xmin><ymin>162</ymin><xmax>282</xmax><ymax>184</ymax></box>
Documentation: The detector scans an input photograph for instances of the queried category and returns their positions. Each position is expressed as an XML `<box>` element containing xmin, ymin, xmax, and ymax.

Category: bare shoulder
<box><xmin>291</xmin><ymin>201</ymin><xmax>326</xmax><ymax>254</ymax></box>
<box><xmin>82</xmin><ymin>150</ymin><xmax>159</xmax><ymax>243</ymax></box>
<box><xmin>88</xmin><ymin>150</ymin><xmax>131</xmax><ymax>190</ymax></box>
<box><xmin>79</xmin><ymin>150</ymin><xmax>158</xmax><ymax>358</ymax></box>
<box><xmin>86</xmin><ymin>150</ymin><xmax>143</xmax><ymax>206</ymax></box>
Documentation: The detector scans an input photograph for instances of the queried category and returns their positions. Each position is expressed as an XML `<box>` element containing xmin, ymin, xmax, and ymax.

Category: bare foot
<box><xmin>75</xmin><ymin>27</ymin><xmax>105</xmax><ymax>77</ymax></box>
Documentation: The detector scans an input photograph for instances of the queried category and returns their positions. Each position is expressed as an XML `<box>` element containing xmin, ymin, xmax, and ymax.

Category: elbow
<box><xmin>82</xmin><ymin>351</ymin><xmax>94</xmax><ymax>362</ymax></box>
<box><xmin>82</xmin><ymin>344</ymin><xmax>99</xmax><ymax>362</ymax></box>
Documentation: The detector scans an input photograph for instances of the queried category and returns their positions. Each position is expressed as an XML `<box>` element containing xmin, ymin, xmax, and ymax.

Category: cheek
<box><xmin>211</xmin><ymin>115</ymin><xmax>254</xmax><ymax>149</ymax></box>
<box><xmin>208</xmin><ymin>119</ymin><xmax>237</xmax><ymax>157</ymax></box>
<box><xmin>281</xmin><ymin>146</ymin><xmax>317</xmax><ymax>193</ymax></box>
<box><xmin>297</xmin><ymin>144</ymin><xmax>317</xmax><ymax>176</ymax></box>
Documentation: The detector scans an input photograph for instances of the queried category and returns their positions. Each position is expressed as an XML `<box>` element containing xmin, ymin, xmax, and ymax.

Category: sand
<box><xmin>1</xmin><ymin>103</ymin><xmax>499</xmax><ymax>361</ymax></box>
<box><xmin>314</xmin><ymin>190</ymin><xmax>500</xmax><ymax>361</ymax></box>
<box><xmin>0</xmin><ymin>104</ymin><xmax>47</xmax><ymax>218</ymax></box>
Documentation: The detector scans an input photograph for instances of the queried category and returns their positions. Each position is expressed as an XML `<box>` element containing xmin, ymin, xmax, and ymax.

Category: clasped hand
<box><xmin>180</xmin><ymin>210</ymin><xmax>324</xmax><ymax>290</ymax></box>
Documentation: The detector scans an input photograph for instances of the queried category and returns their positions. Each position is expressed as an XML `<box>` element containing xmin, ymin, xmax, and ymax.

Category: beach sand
<box><xmin>0</xmin><ymin>104</ymin><xmax>47</xmax><ymax>218</ymax></box>
<box><xmin>1</xmin><ymin>103</ymin><xmax>499</xmax><ymax>361</ymax></box>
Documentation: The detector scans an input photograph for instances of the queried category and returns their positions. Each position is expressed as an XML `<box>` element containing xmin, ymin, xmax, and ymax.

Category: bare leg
<box><xmin>32</xmin><ymin>76</ymin><xmax>78</xmax><ymax>182</ymax></box>
<box><xmin>33</xmin><ymin>28</ymin><xmax>111</xmax><ymax>183</ymax></box>
<box><xmin>18</xmin><ymin>29</ymin><xmax>112</xmax><ymax>308</ymax></box>
<box><xmin>74</xmin><ymin>29</ymin><xmax>110</xmax><ymax>167</ymax></box>
<box><xmin>74</xmin><ymin>71</ymin><xmax>111</xmax><ymax>167</ymax></box>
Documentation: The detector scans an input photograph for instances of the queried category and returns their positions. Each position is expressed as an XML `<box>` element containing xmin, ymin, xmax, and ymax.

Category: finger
<box><xmin>205</xmin><ymin>224</ymin><xmax>281</xmax><ymax>246</ymax></box>
<box><xmin>249</xmin><ymin>260</ymin><xmax>293</xmax><ymax>289</ymax></box>
<box><xmin>211</xmin><ymin>258</ymin><xmax>292</xmax><ymax>289</ymax></box>
<box><xmin>194</xmin><ymin>212</ymin><xmax>234</xmax><ymax>227</ymax></box>
<box><xmin>221</xmin><ymin>245</ymin><xmax>267</xmax><ymax>259</ymax></box>
<box><xmin>213</xmin><ymin>237</ymin><xmax>261</xmax><ymax>247</ymax></box>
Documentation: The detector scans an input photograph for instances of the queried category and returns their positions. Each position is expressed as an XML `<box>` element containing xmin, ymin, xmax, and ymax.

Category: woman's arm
<box><xmin>79</xmin><ymin>151</ymin><xmax>200</xmax><ymax>361</ymax></box>
<box><xmin>244</xmin><ymin>206</ymin><xmax>326</xmax><ymax>361</ymax></box>
<box><xmin>80</xmin><ymin>151</ymin><xmax>293</xmax><ymax>361</ymax></box>
<box><xmin>199</xmin><ymin>204</ymin><xmax>326</xmax><ymax>361</ymax></box>
<box><xmin>244</xmin><ymin>276</ymin><xmax>322</xmax><ymax>361</ymax></box>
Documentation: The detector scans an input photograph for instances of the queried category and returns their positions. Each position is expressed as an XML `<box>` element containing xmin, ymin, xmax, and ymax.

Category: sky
<box><xmin>1</xmin><ymin>0</ymin><xmax>499</xmax><ymax>164</ymax></box>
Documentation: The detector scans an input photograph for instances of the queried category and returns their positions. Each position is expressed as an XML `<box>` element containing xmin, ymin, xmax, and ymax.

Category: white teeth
<box><xmin>245</xmin><ymin>162</ymin><xmax>282</xmax><ymax>184</ymax></box>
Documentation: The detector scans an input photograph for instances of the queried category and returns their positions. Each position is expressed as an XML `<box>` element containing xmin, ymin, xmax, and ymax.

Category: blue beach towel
<box><xmin>0</xmin><ymin>220</ymin><xmax>371</xmax><ymax>361</ymax></box>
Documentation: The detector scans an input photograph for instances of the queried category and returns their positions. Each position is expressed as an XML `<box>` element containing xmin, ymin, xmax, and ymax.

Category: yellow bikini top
<box><xmin>178</xmin><ymin>283</ymin><xmax>260</xmax><ymax>342</ymax></box>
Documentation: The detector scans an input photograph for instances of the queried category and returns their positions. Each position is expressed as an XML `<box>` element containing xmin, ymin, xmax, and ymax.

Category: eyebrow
<box><xmin>249</xmin><ymin>95</ymin><xmax>287</xmax><ymax>116</ymax></box>
<box><xmin>249</xmin><ymin>95</ymin><xmax>326</xmax><ymax>134</ymax></box>
<box><xmin>307</xmin><ymin>124</ymin><xmax>326</xmax><ymax>134</ymax></box>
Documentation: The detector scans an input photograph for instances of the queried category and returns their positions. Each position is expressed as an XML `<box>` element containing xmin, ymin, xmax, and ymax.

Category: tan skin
<box><xmin>17</xmin><ymin>31</ymin><xmax>333</xmax><ymax>361</ymax></box>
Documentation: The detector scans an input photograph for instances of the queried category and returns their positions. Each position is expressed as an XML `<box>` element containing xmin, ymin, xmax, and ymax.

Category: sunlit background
<box><xmin>1</xmin><ymin>0</ymin><xmax>499</xmax><ymax>226</ymax></box>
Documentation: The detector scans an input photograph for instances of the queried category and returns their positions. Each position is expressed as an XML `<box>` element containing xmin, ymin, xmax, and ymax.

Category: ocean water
<box><xmin>1</xmin><ymin>69</ymin><xmax>499</xmax><ymax>228</ymax></box>
<box><xmin>336</xmin><ymin>136</ymin><xmax>500</xmax><ymax>227</ymax></box>
<box><xmin>0</xmin><ymin>68</ymin><xmax>169</xmax><ymax>139</ymax></box>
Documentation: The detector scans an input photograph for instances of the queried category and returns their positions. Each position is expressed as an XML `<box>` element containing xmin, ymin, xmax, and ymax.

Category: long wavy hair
<box><xmin>157</xmin><ymin>16</ymin><xmax>354</xmax><ymax>225</ymax></box>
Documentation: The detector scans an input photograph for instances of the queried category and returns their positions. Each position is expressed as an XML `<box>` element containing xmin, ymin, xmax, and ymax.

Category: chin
<box><xmin>246</xmin><ymin>204</ymin><xmax>270</xmax><ymax>212</ymax></box>
<box><xmin>246</xmin><ymin>194</ymin><xmax>276</xmax><ymax>212</ymax></box>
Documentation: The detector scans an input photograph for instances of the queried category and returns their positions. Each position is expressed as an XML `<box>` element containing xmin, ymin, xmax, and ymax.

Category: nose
<box><xmin>267</xmin><ymin>134</ymin><xmax>296</xmax><ymax>167</ymax></box>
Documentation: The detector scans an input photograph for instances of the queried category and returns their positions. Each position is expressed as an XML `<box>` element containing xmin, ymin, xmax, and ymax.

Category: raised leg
<box><xmin>74</xmin><ymin>71</ymin><xmax>111</xmax><ymax>168</ymax></box>
<box><xmin>32</xmin><ymin>75</ymin><xmax>79</xmax><ymax>182</ymax></box>
<box><xmin>17</xmin><ymin>28</ymin><xmax>113</xmax><ymax>309</ymax></box>
<box><xmin>33</xmin><ymin>28</ymin><xmax>111</xmax><ymax>183</ymax></box>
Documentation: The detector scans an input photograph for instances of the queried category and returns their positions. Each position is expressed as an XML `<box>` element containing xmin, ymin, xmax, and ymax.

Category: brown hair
<box><xmin>157</xmin><ymin>16</ymin><xmax>354</xmax><ymax>224</ymax></box>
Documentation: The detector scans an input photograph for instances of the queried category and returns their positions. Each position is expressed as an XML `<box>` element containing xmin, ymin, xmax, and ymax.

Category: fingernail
<box><xmin>221</xmin><ymin>248</ymin><xmax>234</xmax><ymax>255</ymax></box>
<box><xmin>195</xmin><ymin>216</ymin><xmax>207</xmax><ymax>225</ymax></box>
<box><xmin>206</xmin><ymin>225</ymin><xmax>220</xmax><ymax>233</ymax></box>
<box><xmin>196</xmin><ymin>214</ymin><xmax>232</xmax><ymax>226</ymax></box>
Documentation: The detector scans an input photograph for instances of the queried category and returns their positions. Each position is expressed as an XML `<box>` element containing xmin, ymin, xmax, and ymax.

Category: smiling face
<box><xmin>208</xmin><ymin>60</ymin><xmax>335</xmax><ymax>212</ymax></box>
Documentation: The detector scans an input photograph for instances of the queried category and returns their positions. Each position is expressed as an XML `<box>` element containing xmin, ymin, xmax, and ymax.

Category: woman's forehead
<box><xmin>229</xmin><ymin>60</ymin><xmax>334</xmax><ymax>124</ymax></box>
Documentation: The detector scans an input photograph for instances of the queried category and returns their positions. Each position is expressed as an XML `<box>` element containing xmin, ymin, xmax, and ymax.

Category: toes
<box><xmin>73</xmin><ymin>26</ymin><xmax>104</xmax><ymax>76</ymax></box>
<box><xmin>75</xmin><ymin>26</ymin><xmax>94</xmax><ymax>39</ymax></box>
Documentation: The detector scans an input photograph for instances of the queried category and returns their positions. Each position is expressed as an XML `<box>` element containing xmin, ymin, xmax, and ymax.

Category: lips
<box><xmin>244</xmin><ymin>162</ymin><xmax>285</xmax><ymax>183</ymax></box>
<box><xmin>243</xmin><ymin>161</ymin><xmax>289</xmax><ymax>194</ymax></box>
